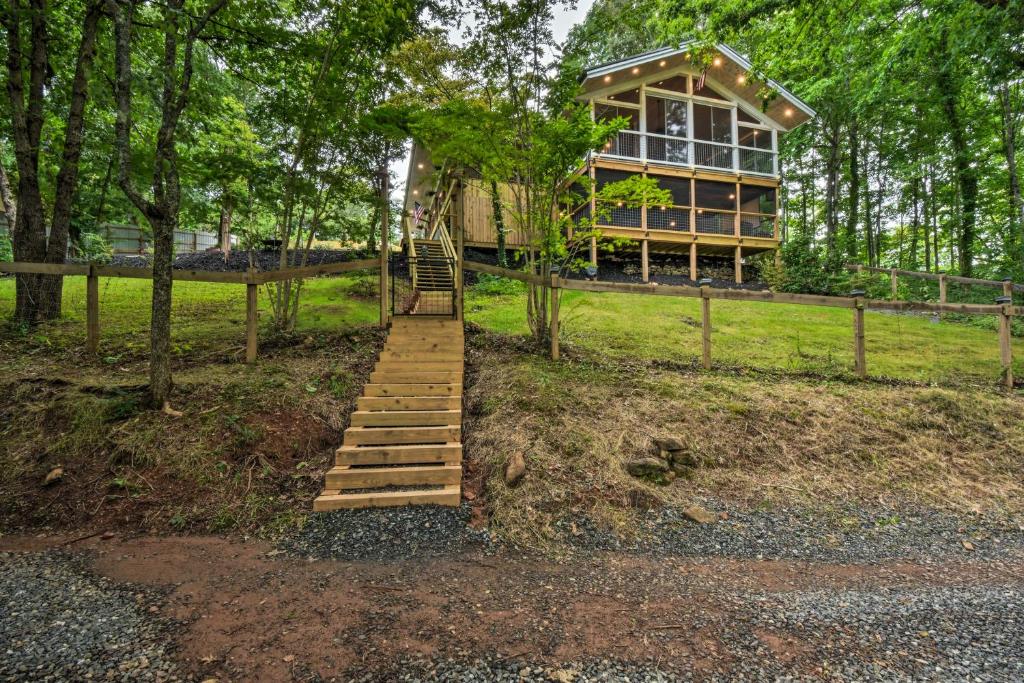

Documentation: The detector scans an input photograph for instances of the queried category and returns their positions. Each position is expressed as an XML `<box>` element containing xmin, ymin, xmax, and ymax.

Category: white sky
<box><xmin>389</xmin><ymin>0</ymin><xmax>595</xmax><ymax>202</ymax></box>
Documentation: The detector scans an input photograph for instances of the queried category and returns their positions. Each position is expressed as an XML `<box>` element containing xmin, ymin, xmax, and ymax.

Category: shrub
<box><xmin>472</xmin><ymin>273</ymin><xmax>525</xmax><ymax>296</ymax></box>
<box><xmin>76</xmin><ymin>232</ymin><xmax>113</xmax><ymax>263</ymax></box>
<box><xmin>765</xmin><ymin>231</ymin><xmax>849</xmax><ymax>295</ymax></box>
<box><xmin>0</xmin><ymin>232</ymin><xmax>11</xmax><ymax>262</ymax></box>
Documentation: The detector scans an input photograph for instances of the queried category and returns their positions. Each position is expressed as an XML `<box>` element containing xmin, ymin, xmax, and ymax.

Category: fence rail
<box><xmin>0</xmin><ymin>258</ymin><xmax>380</xmax><ymax>362</ymax></box>
<box><xmin>463</xmin><ymin>260</ymin><xmax>1018</xmax><ymax>389</ymax></box>
<box><xmin>847</xmin><ymin>263</ymin><xmax>1024</xmax><ymax>294</ymax></box>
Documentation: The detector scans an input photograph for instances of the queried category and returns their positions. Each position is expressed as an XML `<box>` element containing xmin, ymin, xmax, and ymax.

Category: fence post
<box><xmin>86</xmin><ymin>264</ymin><xmax>99</xmax><ymax>354</ymax></box>
<box><xmin>997</xmin><ymin>297</ymin><xmax>1013</xmax><ymax>390</ymax></box>
<box><xmin>700</xmin><ymin>284</ymin><xmax>711</xmax><ymax>370</ymax></box>
<box><xmin>246</xmin><ymin>269</ymin><xmax>258</xmax><ymax>363</ymax></box>
<box><xmin>852</xmin><ymin>293</ymin><xmax>866</xmax><ymax>378</ymax></box>
<box><xmin>549</xmin><ymin>272</ymin><xmax>560</xmax><ymax>361</ymax></box>
<box><xmin>890</xmin><ymin>268</ymin><xmax>898</xmax><ymax>300</ymax></box>
<box><xmin>378</xmin><ymin>169</ymin><xmax>389</xmax><ymax>327</ymax></box>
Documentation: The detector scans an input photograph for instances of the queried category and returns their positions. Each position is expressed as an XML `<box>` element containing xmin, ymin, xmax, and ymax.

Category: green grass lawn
<box><xmin>467</xmin><ymin>281</ymin><xmax>1024</xmax><ymax>385</ymax></box>
<box><xmin>0</xmin><ymin>273</ymin><xmax>379</xmax><ymax>356</ymax></box>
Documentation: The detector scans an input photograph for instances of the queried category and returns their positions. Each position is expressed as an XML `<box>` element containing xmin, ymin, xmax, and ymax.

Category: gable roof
<box><xmin>579</xmin><ymin>41</ymin><xmax>815</xmax><ymax>131</ymax></box>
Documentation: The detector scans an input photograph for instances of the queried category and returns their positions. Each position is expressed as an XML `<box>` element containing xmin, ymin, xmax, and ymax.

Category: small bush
<box><xmin>473</xmin><ymin>273</ymin><xmax>525</xmax><ymax>296</ymax></box>
<box><xmin>764</xmin><ymin>232</ymin><xmax>849</xmax><ymax>295</ymax></box>
<box><xmin>0</xmin><ymin>232</ymin><xmax>11</xmax><ymax>262</ymax></box>
<box><xmin>76</xmin><ymin>232</ymin><xmax>113</xmax><ymax>263</ymax></box>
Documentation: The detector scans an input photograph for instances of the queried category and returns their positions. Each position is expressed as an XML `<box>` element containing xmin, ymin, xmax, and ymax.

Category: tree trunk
<box><xmin>845</xmin><ymin>120</ymin><xmax>859</xmax><ymax>260</ymax></box>
<box><xmin>998</xmin><ymin>85</ymin><xmax>1023</xmax><ymax>268</ymax></box>
<box><xmin>219</xmin><ymin>193</ymin><xmax>233</xmax><ymax>259</ymax></box>
<box><xmin>490</xmin><ymin>179</ymin><xmax>507</xmax><ymax>267</ymax></box>
<box><xmin>936</xmin><ymin>31</ymin><xmax>977</xmax><ymax>276</ymax></box>
<box><xmin>823</xmin><ymin>116</ymin><xmax>840</xmax><ymax>268</ymax></box>
<box><xmin>149</xmin><ymin>211</ymin><xmax>175</xmax><ymax>405</ymax></box>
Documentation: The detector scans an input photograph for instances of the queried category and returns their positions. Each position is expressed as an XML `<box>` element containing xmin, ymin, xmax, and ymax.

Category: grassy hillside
<box><xmin>467</xmin><ymin>281</ymin><xmax>1023</xmax><ymax>385</ymax></box>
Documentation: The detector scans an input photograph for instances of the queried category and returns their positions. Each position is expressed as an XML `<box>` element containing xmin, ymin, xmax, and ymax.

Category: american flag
<box><xmin>412</xmin><ymin>201</ymin><xmax>424</xmax><ymax>224</ymax></box>
<box><xmin>695</xmin><ymin>68</ymin><xmax>707</xmax><ymax>92</ymax></box>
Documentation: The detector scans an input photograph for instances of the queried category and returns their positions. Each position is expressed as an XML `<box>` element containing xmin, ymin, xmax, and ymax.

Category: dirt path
<box><xmin>3</xmin><ymin>534</ymin><xmax>1022</xmax><ymax>681</ymax></box>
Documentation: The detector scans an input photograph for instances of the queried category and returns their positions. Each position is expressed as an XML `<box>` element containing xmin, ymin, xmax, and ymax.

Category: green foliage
<box><xmin>764</xmin><ymin>231</ymin><xmax>848</xmax><ymax>295</ymax></box>
<box><xmin>76</xmin><ymin>233</ymin><xmax>112</xmax><ymax>264</ymax></box>
<box><xmin>0</xmin><ymin>233</ymin><xmax>11</xmax><ymax>262</ymax></box>
<box><xmin>473</xmin><ymin>273</ymin><xmax>526</xmax><ymax>296</ymax></box>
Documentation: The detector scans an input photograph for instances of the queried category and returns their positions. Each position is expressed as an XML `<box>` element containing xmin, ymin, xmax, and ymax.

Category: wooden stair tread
<box><xmin>350</xmin><ymin>409</ymin><xmax>461</xmax><ymax>427</ymax></box>
<box><xmin>313</xmin><ymin>485</ymin><xmax>460</xmax><ymax>511</ymax></box>
<box><xmin>336</xmin><ymin>443</ymin><xmax>461</xmax><ymax>465</ymax></box>
<box><xmin>326</xmin><ymin>464</ymin><xmax>461</xmax><ymax>489</ymax></box>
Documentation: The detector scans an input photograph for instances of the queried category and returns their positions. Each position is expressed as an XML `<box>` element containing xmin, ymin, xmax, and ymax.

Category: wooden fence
<box><xmin>464</xmin><ymin>260</ymin><xmax>1020</xmax><ymax>389</ymax></box>
<box><xmin>0</xmin><ymin>259</ymin><xmax>379</xmax><ymax>362</ymax></box>
<box><xmin>847</xmin><ymin>264</ymin><xmax>1022</xmax><ymax>302</ymax></box>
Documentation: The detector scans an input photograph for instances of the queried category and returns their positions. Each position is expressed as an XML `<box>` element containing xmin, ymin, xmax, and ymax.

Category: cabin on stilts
<box><xmin>402</xmin><ymin>42</ymin><xmax>815</xmax><ymax>284</ymax></box>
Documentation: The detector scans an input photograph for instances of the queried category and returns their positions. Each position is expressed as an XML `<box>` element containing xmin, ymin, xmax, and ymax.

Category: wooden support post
<box><xmin>689</xmin><ymin>242</ymin><xmax>697</xmax><ymax>281</ymax></box>
<box><xmin>246</xmin><ymin>272</ymin><xmax>258</xmax><ymax>363</ymax></box>
<box><xmin>938</xmin><ymin>274</ymin><xmax>947</xmax><ymax>320</ymax></box>
<box><xmin>734</xmin><ymin>245</ymin><xmax>742</xmax><ymax>284</ymax></box>
<box><xmin>455</xmin><ymin>178</ymin><xmax>465</xmax><ymax>321</ymax></box>
<box><xmin>86</xmin><ymin>264</ymin><xmax>99</xmax><ymax>354</ymax></box>
<box><xmin>379</xmin><ymin>169</ymin><xmax>389</xmax><ymax>327</ymax></box>
<box><xmin>641</xmin><ymin>239</ymin><xmax>649</xmax><ymax>283</ymax></box>
<box><xmin>700</xmin><ymin>286</ymin><xmax>711</xmax><ymax>370</ymax></box>
<box><xmin>549</xmin><ymin>273</ymin><xmax>560</xmax><ymax>361</ymax></box>
<box><xmin>853</xmin><ymin>297</ymin><xmax>866</xmax><ymax>378</ymax></box>
<box><xmin>999</xmin><ymin>303</ymin><xmax>1013</xmax><ymax>390</ymax></box>
<box><xmin>590</xmin><ymin>235</ymin><xmax>597</xmax><ymax>267</ymax></box>
<box><xmin>774</xmin><ymin>249</ymin><xmax>781</xmax><ymax>270</ymax></box>
<box><xmin>1003</xmin><ymin>279</ymin><xmax>1013</xmax><ymax>301</ymax></box>
<box><xmin>890</xmin><ymin>268</ymin><xmax>898</xmax><ymax>300</ymax></box>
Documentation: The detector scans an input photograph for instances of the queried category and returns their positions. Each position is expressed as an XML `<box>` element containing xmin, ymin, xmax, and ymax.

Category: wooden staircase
<box><xmin>412</xmin><ymin>240</ymin><xmax>454</xmax><ymax>291</ymax></box>
<box><xmin>313</xmin><ymin>317</ymin><xmax>463</xmax><ymax>511</ymax></box>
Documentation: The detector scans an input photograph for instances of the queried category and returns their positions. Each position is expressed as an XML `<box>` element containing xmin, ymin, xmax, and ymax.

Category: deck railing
<box><xmin>569</xmin><ymin>201</ymin><xmax>779</xmax><ymax>240</ymax></box>
<box><xmin>600</xmin><ymin>130</ymin><xmax>777</xmax><ymax>177</ymax></box>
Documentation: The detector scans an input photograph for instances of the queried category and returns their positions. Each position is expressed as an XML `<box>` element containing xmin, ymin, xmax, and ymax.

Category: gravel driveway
<box><xmin>0</xmin><ymin>551</ymin><xmax>179</xmax><ymax>682</ymax></box>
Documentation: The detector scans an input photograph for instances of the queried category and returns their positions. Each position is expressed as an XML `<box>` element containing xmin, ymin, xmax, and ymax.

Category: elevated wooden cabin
<box><xmin>402</xmin><ymin>42</ymin><xmax>815</xmax><ymax>283</ymax></box>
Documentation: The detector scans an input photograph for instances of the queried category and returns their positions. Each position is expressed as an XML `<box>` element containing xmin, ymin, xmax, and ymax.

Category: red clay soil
<box><xmin>2</xmin><ymin>534</ymin><xmax>1021</xmax><ymax>681</ymax></box>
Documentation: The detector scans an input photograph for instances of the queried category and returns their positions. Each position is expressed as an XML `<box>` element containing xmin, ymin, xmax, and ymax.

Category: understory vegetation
<box><xmin>465</xmin><ymin>330</ymin><xmax>1024</xmax><ymax>550</ymax></box>
<box><xmin>2</xmin><ymin>274</ymin><xmax>1022</xmax><ymax>546</ymax></box>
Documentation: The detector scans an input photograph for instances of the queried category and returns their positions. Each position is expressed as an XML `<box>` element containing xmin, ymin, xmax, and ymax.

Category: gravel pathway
<box><xmin>280</xmin><ymin>502</ymin><xmax>492</xmax><ymax>561</ymax></box>
<box><xmin>0</xmin><ymin>551</ymin><xmax>180</xmax><ymax>682</ymax></box>
<box><xmin>552</xmin><ymin>502</ymin><xmax>1024</xmax><ymax>563</ymax></box>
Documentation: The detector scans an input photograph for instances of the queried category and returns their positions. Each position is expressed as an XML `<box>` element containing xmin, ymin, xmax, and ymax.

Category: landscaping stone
<box><xmin>682</xmin><ymin>505</ymin><xmax>718</xmax><ymax>524</ymax></box>
<box><xmin>504</xmin><ymin>452</ymin><xmax>527</xmax><ymax>487</ymax></box>
<box><xmin>626</xmin><ymin>457</ymin><xmax>670</xmax><ymax>478</ymax></box>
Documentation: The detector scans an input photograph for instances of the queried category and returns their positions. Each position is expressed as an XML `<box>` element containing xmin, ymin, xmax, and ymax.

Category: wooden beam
<box><xmin>689</xmin><ymin>242</ymin><xmax>697</xmax><ymax>280</ymax></box>
<box><xmin>0</xmin><ymin>262</ymin><xmax>89</xmax><ymax>275</ymax></box>
<box><xmin>734</xmin><ymin>245</ymin><xmax>742</xmax><ymax>284</ymax></box>
<box><xmin>641</xmin><ymin>239</ymin><xmax>649</xmax><ymax>283</ymax></box>
<box><xmin>590</xmin><ymin>235</ymin><xmax>598</xmax><ymax>267</ymax></box>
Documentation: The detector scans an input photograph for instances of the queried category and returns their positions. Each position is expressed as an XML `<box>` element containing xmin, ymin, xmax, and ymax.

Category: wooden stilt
<box><xmin>689</xmin><ymin>242</ymin><xmax>697</xmax><ymax>281</ymax></box>
<box><xmin>590</xmin><ymin>235</ymin><xmax>597</xmax><ymax>267</ymax></box>
<box><xmin>734</xmin><ymin>245</ymin><xmax>742</xmax><ymax>284</ymax></box>
<box><xmin>86</xmin><ymin>265</ymin><xmax>99</xmax><ymax>354</ymax></box>
<box><xmin>641</xmin><ymin>239</ymin><xmax>649</xmax><ymax>283</ymax></box>
<box><xmin>890</xmin><ymin>268</ymin><xmax>898</xmax><ymax>301</ymax></box>
<box><xmin>938</xmin><ymin>274</ymin><xmax>947</xmax><ymax>320</ymax></box>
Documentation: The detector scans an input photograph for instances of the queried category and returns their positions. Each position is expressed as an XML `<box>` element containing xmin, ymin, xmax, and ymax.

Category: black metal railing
<box><xmin>391</xmin><ymin>254</ymin><xmax>457</xmax><ymax>318</ymax></box>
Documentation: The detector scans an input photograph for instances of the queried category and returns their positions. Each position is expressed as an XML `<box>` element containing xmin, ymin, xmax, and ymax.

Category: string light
<box><xmin>604</xmin><ymin>75</ymin><xmax>612</xmax><ymax>83</ymax></box>
<box><xmin>631</xmin><ymin>67</ymin><xmax>640</xmax><ymax>74</ymax></box>
<box><xmin>416</xmin><ymin>163</ymin><xmax>424</xmax><ymax>169</ymax></box>
<box><xmin>737</xmin><ymin>74</ymin><xmax>746</xmax><ymax>84</ymax></box>
<box><xmin>784</xmin><ymin>108</ymin><xmax>793</xmax><ymax>117</ymax></box>
<box><xmin>659</xmin><ymin>60</ymin><xmax>667</xmax><ymax>67</ymax></box>
<box><xmin>713</xmin><ymin>57</ymin><xmax>722</xmax><ymax>66</ymax></box>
